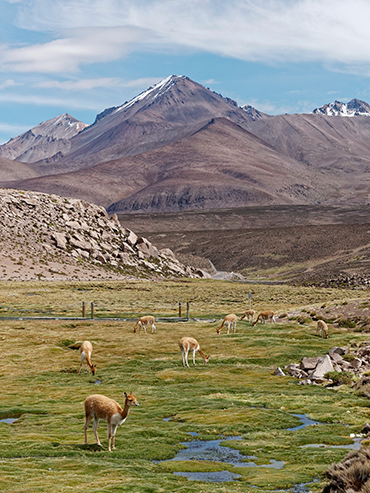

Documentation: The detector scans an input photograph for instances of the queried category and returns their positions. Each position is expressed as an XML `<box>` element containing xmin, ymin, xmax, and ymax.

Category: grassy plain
<box><xmin>0</xmin><ymin>279</ymin><xmax>370</xmax><ymax>493</ymax></box>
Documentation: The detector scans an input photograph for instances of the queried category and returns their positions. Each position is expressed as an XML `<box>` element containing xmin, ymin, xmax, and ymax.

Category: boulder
<box><xmin>52</xmin><ymin>233</ymin><xmax>67</xmax><ymax>249</ymax></box>
<box><xmin>329</xmin><ymin>352</ymin><xmax>343</xmax><ymax>364</ymax></box>
<box><xmin>136</xmin><ymin>238</ymin><xmax>159</xmax><ymax>258</ymax></box>
<box><xmin>350</xmin><ymin>357</ymin><xmax>363</xmax><ymax>370</ymax></box>
<box><xmin>124</xmin><ymin>229</ymin><xmax>138</xmax><ymax>247</ymax></box>
<box><xmin>329</xmin><ymin>347</ymin><xmax>349</xmax><ymax>356</ymax></box>
<box><xmin>358</xmin><ymin>346</ymin><xmax>370</xmax><ymax>359</ymax></box>
<box><xmin>309</xmin><ymin>355</ymin><xmax>334</xmax><ymax>380</ymax></box>
<box><xmin>300</xmin><ymin>357</ymin><xmax>321</xmax><ymax>370</ymax></box>
<box><xmin>274</xmin><ymin>367</ymin><xmax>285</xmax><ymax>376</ymax></box>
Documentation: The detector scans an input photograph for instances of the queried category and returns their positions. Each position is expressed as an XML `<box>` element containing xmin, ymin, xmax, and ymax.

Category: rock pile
<box><xmin>280</xmin><ymin>343</ymin><xmax>370</xmax><ymax>385</ymax></box>
<box><xmin>0</xmin><ymin>188</ymin><xmax>210</xmax><ymax>281</ymax></box>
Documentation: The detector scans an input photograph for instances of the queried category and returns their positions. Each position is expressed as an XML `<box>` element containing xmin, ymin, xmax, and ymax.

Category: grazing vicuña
<box><xmin>78</xmin><ymin>341</ymin><xmax>96</xmax><ymax>375</ymax></box>
<box><xmin>217</xmin><ymin>314</ymin><xmax>237</xmax><ymax>334</ymax></box>
<box><xmin>179</xmin><ymin>337</ymin><xmax>209</xmax><ymax>367</ymax></box>
<box><xmin>134</xmin><ymin>315</ymin><xmax>156</xmax><ymax>333</ymax></box>
<box><xmin>252</xmin><ymin>311</ymin><xmax>276</xmax><ymax>326</ymax></box>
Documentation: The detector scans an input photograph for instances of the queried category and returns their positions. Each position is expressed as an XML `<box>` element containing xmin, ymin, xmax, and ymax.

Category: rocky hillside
<box><xmin>0</xmin><ymin>114</ymin><xmax>87</xmax><ymax>163</ymax></box>
<box><xmin>0</xmin><ymin>188</ymin><xmax>208</xmax><ymax>281</ymax></box>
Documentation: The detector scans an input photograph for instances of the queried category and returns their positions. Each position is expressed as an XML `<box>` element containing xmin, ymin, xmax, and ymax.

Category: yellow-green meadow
<box><xmin>0</xmin><ymin>280</ymin><xmax>369</xmax><ymax>492</ymax></box>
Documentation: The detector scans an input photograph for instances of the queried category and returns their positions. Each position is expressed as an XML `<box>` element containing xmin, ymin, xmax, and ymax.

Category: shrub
<box><xmin>338</xmin><ymin>318</ymin><xmax>356</xmax><ymax>328</ymax></box>
<box><xmin>325</xmin><ymin>371</ymin><xmax>354</xmax><ymax>386</ymax></box>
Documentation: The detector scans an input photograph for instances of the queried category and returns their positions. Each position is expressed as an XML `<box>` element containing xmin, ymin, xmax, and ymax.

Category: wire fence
<box><xmin>0</xmin><ymin>300</ymin><xmax>212</xmax><ymax>322</ymax></box>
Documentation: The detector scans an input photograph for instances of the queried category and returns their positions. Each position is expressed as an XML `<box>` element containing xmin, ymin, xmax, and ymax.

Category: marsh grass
<box><xmin>1</xmin><ymin>280</ymin><xmax>370</xmax><ymax>492</ymax></box>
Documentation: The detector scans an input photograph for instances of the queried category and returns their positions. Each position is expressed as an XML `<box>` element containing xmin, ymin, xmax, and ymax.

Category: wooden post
<box><xmin>179</xmin><ymin>302</ymin><xmax>182</xmax><ymax>318</ymax></box>
<box><xmin>186</xmin><ymin>302</ymin><xmax>190</xmax><ymax>321</ymax></box>
<box><xmin>91</xmin><ymin>302</ymin><xmax>94</xmax><ymax>320</ymax></box>
<box><xmin>82</xmin><ymin>301</ymin><xmax>86</xmax><ymax>318</ymax></box>
<box><xmin>248</xmin><ymin>292</ymin><xmax>253</xmax><ymax>310</ymax></box>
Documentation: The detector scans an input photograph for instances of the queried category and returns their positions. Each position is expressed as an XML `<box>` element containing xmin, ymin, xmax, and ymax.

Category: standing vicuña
<box><xmin>252</xmin><ymin>311</ymin><xmax>276</xmax><ymax>326</ymax></box>
<box><xmin>240</xmin><ymin>309</ymin><xmax>255</xmax><ymax>322</ymax></box>
<box><xmin>217</xmin><ymin>314</ymin><xmax>237</xmax><ymax>334</ymax></box>
<box><xmin>179</xmin><ymin>337</ymin><xmax>209</xmax><ymax>367</ymax></box>
<box><xmin>78</xmin><ymin>341</ymin><xmax>97</xmax><ymax>375</ymax></box>
<box><xmin>84</xmin><ymin>392</ymin><xmax>139</xmax><ymax>451</ymax></box>
<box><xmin>316</xmin><ymin>320</ymin><xmax>328</xmax><ymax>339</ymax></box>
<box><xmin>134</xmin><ymin>315</ymin><xmax>156</xmax><ymax>333</ymax></box>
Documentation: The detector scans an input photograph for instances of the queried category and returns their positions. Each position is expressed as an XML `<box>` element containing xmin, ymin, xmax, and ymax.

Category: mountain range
<box><xmin>2</xmin><ymin>75</ymin><xmax>370</xmax><ymax>213</ymax></box>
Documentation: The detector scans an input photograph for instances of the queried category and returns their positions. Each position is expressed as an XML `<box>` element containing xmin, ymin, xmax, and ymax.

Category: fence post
<box><xmin>91</xmin><ymin>302</ymin><xmax>94</xmax><ymax>320</ymax></box>
<box><xmin>179</xmin><ymin>302</ymin><xmax>182</xmax><ymax>318</ymax></box>
<box><xmin>186</xmin><ymin>302</ymin><xmax>190</xmax><ymax>321</ymax></box>
<box><xmin>82</xmin><ymin>301</ymin><xmax>86</xmax><ymax>318</ymax></box>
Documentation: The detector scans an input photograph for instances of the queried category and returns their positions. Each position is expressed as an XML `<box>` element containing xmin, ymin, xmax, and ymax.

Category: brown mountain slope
<box><xmin>9</xmin><ymin>118</ymin><xmax>332</xmax><ymax>213</ymax></box>
<box><xmin>244</xmin><ymin>112</ymin><xmax>370</xmax><ymax>175</ymax></box>
<box><xmin>0</xmin><ymin>156</ymin><xmax>39</xmax><ymax>182</ymax></box>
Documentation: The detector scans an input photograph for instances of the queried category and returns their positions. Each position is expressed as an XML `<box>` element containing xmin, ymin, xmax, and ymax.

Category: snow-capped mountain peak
<box><xmin>114</xmin><ymin>75</ymin><xmax>187</xmax><ymax>114</ymax></box>
<box><xmin>312</xmin><ymin>98</ymin><xmax>370</xmax><ymax>117</ymax></box>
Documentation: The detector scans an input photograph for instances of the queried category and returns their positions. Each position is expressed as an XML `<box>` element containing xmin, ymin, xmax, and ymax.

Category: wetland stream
<box><xmin>162</xmin><ymin>413</ymin><xmax>359</xmax><ymax>485</ymax></box>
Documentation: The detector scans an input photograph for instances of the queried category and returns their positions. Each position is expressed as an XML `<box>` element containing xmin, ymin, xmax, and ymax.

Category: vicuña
<box><xmin>84</xmin><ymin>392</ymin><xmax>139</xmax><ymax>451</ymax></box>
<box><xmin>179</xmin><ymin>337</ymin><xmax>209</xmax><ymax>367</ymax></box>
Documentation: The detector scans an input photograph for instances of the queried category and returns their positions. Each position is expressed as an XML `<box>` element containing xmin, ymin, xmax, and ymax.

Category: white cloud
<box><xmin>0</xmin><ymin>92</ymin><xmax>99</xmax><ymax>110</ymax></box>
<box><xmin>0</xmin><ymin>78</ymin><xmax>23</xmax><ymax>89</ymax></box>
<box><xmin>2</xmin><ymin>0</ymin><xmax>370</xmax><ymax>74</ymax></box>
<box><xmin>34</xmin><ymin>76</ymin><xmax>163</xmax><ymax>92</ymax></box>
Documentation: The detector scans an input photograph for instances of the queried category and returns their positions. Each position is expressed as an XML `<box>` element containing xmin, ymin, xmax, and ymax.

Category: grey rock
<box><xmin>350</xmin><ymin>357</ymin><xmax>363</xmax><ymax>370</ymax></box>
<box><xmin>329</xmin><ymin>347</ymin><xmax>349</xmax><ymax>356</ymax></box>
<box><xmin>52</xmin><ymin>233</ymin><xmax>67</xmax><ymax>249</ymax></box>
<box><xmin>309</xmin><ymin>355</ymin><xmax>334</xmax><ymax>379</ymax></box>
<box><xmin>329</xmin><ymin>352</ymin><xmax>343</xmax><ymax>364</ymax></box>
<box><xmin>300</xmin><ymin>356</ymin><xmax>321</xmax><ymax>370</ymax></box>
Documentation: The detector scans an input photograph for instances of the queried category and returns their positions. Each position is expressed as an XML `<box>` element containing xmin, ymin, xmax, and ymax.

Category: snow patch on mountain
<box><xmin>312</xmin><ymin>98</ymin><xmax>370</xmax><ymax>117</ymax></box>
<box><xmin>115</xmin><ymin>75</ymin><xmax>187</xmax><ymax>114</ymax></box>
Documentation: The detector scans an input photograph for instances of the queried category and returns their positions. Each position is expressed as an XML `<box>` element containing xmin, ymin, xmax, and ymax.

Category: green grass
<box><xmin>0</xmin><ymin>280</ymin><xmax>369</xmax><ymax>492</ymax></box>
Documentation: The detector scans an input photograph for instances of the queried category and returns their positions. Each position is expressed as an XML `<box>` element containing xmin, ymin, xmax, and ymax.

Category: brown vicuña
<box><xmin>78</xmin><ymin>341</ymin><xmax>97</xmax><ymax>375</ymax></box>
<box><xmin>84</xmin><ymin>392</ymin><xmax>139</xmax><ymax>451</ymax></box>
<box><xmin>134</xmin><ymin>315</ymin><xmax>156</xmax><ymax>333</ymax></box>
<box><xmin>252</xmin><ymin>311</ymin><xmax>276</xmax><ymax>326</ymax></box>
<box><xmin>316</xmin><ymin>319</ymin><xmax>328</xmax><ymax>339</ymax></box>
<box><xmin>179</xmin><ymin>337</ymin><xmax>209</xmax><ymax>367</ymax></box>
<box><xmin>217</xmin><ymin>314</ymin><xmax>237</xmax><ymax>334</ymax></box>
<box><xmin>240</xmin><ymin>309</ymin><xmax>255</xmax><ymax>322</ymax></box>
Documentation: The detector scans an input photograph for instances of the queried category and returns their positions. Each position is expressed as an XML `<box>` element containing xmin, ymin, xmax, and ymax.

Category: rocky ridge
<box><xmin>280</xmin><ymin>343</ymin><xmax>370</xmax><ymax>386</ymax></box>
<box><xmin>312</xmin><ymin>98</ymin><xmax>370</xmax><ymax>117</ymax></box>
<box><xmin>0</xmin><ymin>188</ymin><xmax>208</xmax><ymax>281</ymax></box>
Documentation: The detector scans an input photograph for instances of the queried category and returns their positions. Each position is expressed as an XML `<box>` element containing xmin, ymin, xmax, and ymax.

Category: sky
<box><xmin>1</xmin><ymin>0</ymin><xmax>370</xmax><ymax>144</ymax></box>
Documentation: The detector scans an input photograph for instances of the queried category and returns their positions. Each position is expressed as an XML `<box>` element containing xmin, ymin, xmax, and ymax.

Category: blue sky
<box><xmin>1</xmin><ymin>0</ymin><xmax>370</xmax><ymax>144</ymax></box>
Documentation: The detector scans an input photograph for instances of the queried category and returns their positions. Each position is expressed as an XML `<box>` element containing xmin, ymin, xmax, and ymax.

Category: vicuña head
<box><xmin>84</xmin><ymin>391</ymin><xmax>139</xmax><ymax>451</ymax></box>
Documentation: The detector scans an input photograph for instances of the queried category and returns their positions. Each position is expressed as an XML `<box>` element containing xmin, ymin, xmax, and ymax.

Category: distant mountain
<box><xmin>312</xmin><ymin>98</ymin><xmax>370</xmax><ymax>117</ymax></box>
<box><xmin>4</xmin><ymin>76</ymin><xmax>370</xmax><ymax>214</ymax></box>
<box><xmin>20</xmin><ymin>75</ymin><xmax>259</xmax><ymax>175</ymax></box>
<box><xmin>241</xmin><ymin>105</ymin><xmax>270</xmax><ymax>120</ymax></box>
<box><xmin>0</xmin><ymin>114</ymin><xmax>87</xmax><ymax>163</ymax></box>
<box><xmin>10</xmin><ymin>118</ymin><xmax>332</xmax><ymax>213</ymax></box>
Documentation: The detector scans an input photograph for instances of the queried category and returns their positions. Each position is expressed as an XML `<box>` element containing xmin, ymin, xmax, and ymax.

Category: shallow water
<box><xmin>301</xmin><ymin>437</ymin><xmax>362</xmax><ymax>451</ymax></box>
<box><xmin>0</xmin><ymin>418</ymin><xmax>17</xmax><ymax>424</ymax></box>
<box><xmin>287</xmin><ymin>414</ymin><xmax>323</xmax><ymax>431</ymax></box>
<box><xmin>174</xmin><ymin>470</ymin><xmax>241</xmax><ymax>482</ymax></box>
<box><xmin>161</xmin><ymin>412</ymin><xmax>326</xmax><ymax>484</ymax></box>
<box><xmin>169</xmin><ymin>435</ymin><xmax>285</xmax><ymax>471</ymax></box>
